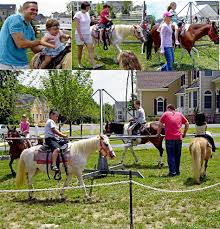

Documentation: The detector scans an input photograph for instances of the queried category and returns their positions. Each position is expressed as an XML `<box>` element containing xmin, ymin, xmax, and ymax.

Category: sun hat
<box><xmin>163</xmin><ymin>11</ymin><xmax>173</xmax><ymax>17</ymax></box>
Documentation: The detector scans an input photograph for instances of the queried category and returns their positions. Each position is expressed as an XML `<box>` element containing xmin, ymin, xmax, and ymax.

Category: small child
<box><xmin>19</xmin><ymin>114</ymin><xmax>31</xmax><ymax>147</ymax></box>
<box><xmin>167</xmin><ymin>2</ymin><xmax>180</xmax><ymax>45</ymax></box>
<box><xmin>98</xmin><ymin>4</ymin><xmax>112</xmax><ymax>43</ymax></box>
<box><xmin>40</xmin><ymin>19</ymin><xmax>71</xmax><ymax>69</ymax></box>
<box><xmin>45</xmin><ymin>109</ymin><xmax>68</xmax><ymax>172</ymax></box>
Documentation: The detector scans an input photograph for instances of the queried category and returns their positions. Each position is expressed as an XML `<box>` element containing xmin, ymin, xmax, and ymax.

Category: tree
<box><xmin>0</xmin><ymin>71</ymin><xmax>20</xmax><ymax>124</ymax></box>
<box><xmin>104</xmin><ymin>103</ymin><xmax>114</xmax><ymax>122</ymax></box>
<box><xmin>43</xmin><ymin>70</ymin><xmax>100</xmax><ymax>135</ymax></box>
<box><xmin>122</xmin><ymin>1</ymin><xmax>132</xmax><ymax>15</ymax></box>
<box><xmin>96</xmin><ymin>3</ymin><xmax>104</xmax><ymax>16</ymax></box>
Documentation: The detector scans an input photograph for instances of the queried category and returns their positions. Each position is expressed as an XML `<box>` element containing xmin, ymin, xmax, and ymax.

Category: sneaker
<box><xmin>51</xmin><ymin>165</ymin><xmax>59</xmax><ymax>172</ymax></box>
<box><xmin>168</xmin><ymin>172</ymin><xmax>176</xmax><ymax>177</ymax></box>
<box><xmin>78</xmin><ymin>64</ymin><xmax>83</xmax><ymax>69</ymax></box>
<box><xmin>92</xmin><ymin>64</ymin><xmax>103</xmax><ymax>70</ymax></box>
<box><xmin>175</xmin><ymin>41</ymin><xmax>180</xmax><ymax>45</ymax></box>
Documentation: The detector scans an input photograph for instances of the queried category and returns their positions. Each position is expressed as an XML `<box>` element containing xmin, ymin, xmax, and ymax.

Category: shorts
<box><xmin>98</xmin><ymin>23</ymin><xmax>109</xmax><ymax>29</ymax></box>
<box><xmin>0</xmin><ymin>63</ymin><xmax>29</xmax><ymax>70</ymax></box>
<box><xmin>45</xmin><ymin>137</ymin><xmax>66</xmax><ymax>152</ymax></box>
<box><xmin>75</xmin><ymin>33</ymin><xmax>93</xmax><ymax>45</ymax></box>
<box><xmin>43</xmin><ymin>45</ymin><xmax>65</xmax><ymax>57</ymax></box>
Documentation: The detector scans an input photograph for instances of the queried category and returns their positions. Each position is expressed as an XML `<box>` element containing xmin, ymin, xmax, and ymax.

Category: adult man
<box><xmin>128</xmin><ymin>100</ymin><xmax>146</xmax><ymax>135</ymax></box>
<box><xmin>157</xmin><ymin>104</ymin><xmax>189</xmax><ymax>176</ymax></box>
<box><xmin>0</xmin><ymin>1</ymin><xmax>55</xmax><ymax>69</ymax></box>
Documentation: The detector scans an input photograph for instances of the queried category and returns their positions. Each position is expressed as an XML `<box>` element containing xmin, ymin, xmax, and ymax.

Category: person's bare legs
<box><xmin>51</xmin><ymin>148</ymin><xmax>60</xmax><ymax>171</ymax></box>
<box><xmin>40</xmin><ymin>55</ymin><xmax>53</xmax><ymax>69</ymax></box>
<box><xmin>77</xmin><ymin>45</ymin><xmax>84</xmax><ymax>67</ymax></box>
<box><xmin>175</xmin><ymin>29</ymin><xmax>180</xmax><ymax>45</ymax></box>
<box><xmin>86</xmin><ymin>44</ymin><xmax>96</xmax><ymax>68</ymax></box>
<box><xmin>100</xmin><ymin>29</ymin><xmax>104</xmax><ymax>43</ymax></box>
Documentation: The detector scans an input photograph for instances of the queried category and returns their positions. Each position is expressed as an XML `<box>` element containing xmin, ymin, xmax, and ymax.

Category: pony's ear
<box><xmin>7</xmin><ymin>126</ymin><xmax>10</xmax><ymax>130</ymax></box>
<box><xmin>100</xmin><ymin>135</ymin><xmax>104</xmax><ymax>140</ymax></box>
<box><xmin>13</xmin><ymin>126</ymin><xmax>16</xmax><ymax>131</ymax></box>
<box><xmin>133</xmin><ymin>24</ymin><xmax>137</xmax><ymax>29</ymax></box>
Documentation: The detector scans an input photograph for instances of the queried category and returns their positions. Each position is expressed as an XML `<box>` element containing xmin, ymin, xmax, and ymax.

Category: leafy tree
<box><xmin>96</xmin><ymin>3</ymin><xmax>104</xmax><ymax>15</ymax></box>
<box><xmin>122</xmin><ymin>1</ymin><xmax>132</xmax><ymax>15</ymax></box>
<box><xmin>43</xmin><ymin>70</ymin><xmax>100</xmax><ymax>135</ymax></box>
<box><xmin>104</xmin><ymin>103</ymin><xmax>114</xmax><ymax>122</ymax></box>
<box><xmin>0</xmin><ymin>71</ymin><xmax>20</xmax><ymax>124</ymax></box>
<box><xmin>66</xmin><ymin>2</ymin><xmax>73</xmax><ymax>15</ymax></box>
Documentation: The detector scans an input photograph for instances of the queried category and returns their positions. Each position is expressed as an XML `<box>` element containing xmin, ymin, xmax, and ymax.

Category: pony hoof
<box><xmin>12</xmin><ymin>172</ymin><xmax>16</xmax><ymax>177</ymax></box>
<box><xmin>158</xmin><ymin>163</ymin><xmax>164</xmax><ymax>169</ymax></box>
<box><xmin>60</xmin><ymin>197</ymin><xmax>66</xmax><ymax>202</ymax></box>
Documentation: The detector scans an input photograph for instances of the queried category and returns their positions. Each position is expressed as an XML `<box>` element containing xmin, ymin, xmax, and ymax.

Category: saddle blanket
<box><xmin>34</xmin><ymin>146</ymin><xmax>69</xmax><ymax>164</ymax></box>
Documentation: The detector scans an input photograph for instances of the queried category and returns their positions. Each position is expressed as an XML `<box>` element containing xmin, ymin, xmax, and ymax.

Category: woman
<box><xmin>160</xmin><ymin>11</ymin><xmax>174</xmax><ymax>71</ymax></box>
<box><xmin>73</xmin><ymin>1</ymin><xmax>102</xmax><ymax>69</ymax></box>
<box><xmin>195</xmin><ymin>113</ymin><xmax>216</xmax><ymax>152</ymax></box>
<box><xmin>19</xmin><ymin>114</ymin><xmax>31</xmax><ymax>147</ymax></box>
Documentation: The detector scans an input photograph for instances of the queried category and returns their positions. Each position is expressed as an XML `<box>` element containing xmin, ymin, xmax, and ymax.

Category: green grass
<box><xmin>0</xmin><ymin>145</ymin><xmax>220</xmax><ymax>228</ymax></box>
<box><xmin>72</xmin><ymin>22</ymin><xmax>219</xmax><ymax>70</ymax></box>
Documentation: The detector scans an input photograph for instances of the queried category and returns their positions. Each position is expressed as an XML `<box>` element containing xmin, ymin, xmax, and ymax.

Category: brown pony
<box><xmin>147</xmin><ymin>22</ymin><xmax>219</xmax><ymax>67</ymax></box>
<box><xmin>189</xmin><ymin>137</ymin><xmax>212</xmax><ymax>184</ymax></box>
<box><xmin>104</xmin><ymin>121</ymin><xmax>165</xmax><ymax>168</ymax></box>
<box><xmin>6</xmin><ymin>126</ymin><xmax>29</xmax><ymax>176</ymax></box>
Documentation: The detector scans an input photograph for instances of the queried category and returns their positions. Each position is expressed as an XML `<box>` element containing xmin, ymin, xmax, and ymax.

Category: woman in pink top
<box><xmin>40</xmin><ymin>19</ymin><xmax>71</xmax><ymax>69</ymax></box>
<box><xmin>20</xmin><ymin>114</ymin><xmax>31</xmax><ymax>147</ymax></box>
<box><xmin>157</xmin><ymin>104</ymin><xmax>189</xmax><ymax>176</ymax></box>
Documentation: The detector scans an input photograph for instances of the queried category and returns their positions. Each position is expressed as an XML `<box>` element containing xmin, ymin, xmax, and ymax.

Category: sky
<box><xmin>1</xmin><ymin>0</ymin><xmax>69</xmax><ymax>16</ymax></box>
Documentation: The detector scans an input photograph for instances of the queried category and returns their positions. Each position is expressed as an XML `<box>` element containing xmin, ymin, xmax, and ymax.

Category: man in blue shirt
<box><xmin>0</xmin><ymin>1</ymin><xmax>55</xmax><ymax>69</ymax></box>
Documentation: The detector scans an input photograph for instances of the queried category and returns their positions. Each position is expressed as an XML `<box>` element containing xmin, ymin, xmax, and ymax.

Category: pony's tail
<box><xmin>16</xmin><ymin>154</ymin><xmax>26</xmax><ymax>188</ymax></box>
<box><xmin>190</xmin><ymin>141</ymin><xmax>201</xmax><ymax>184</ymax></box>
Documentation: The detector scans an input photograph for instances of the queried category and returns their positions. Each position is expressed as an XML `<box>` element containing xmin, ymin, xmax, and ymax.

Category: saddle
<box><xmin>34</xmin><ymin>144</ymin><xmax>69</xmax><ymax>180</ymax></box>
<box><xmin>32</xmin><ymin>40</ymin><xmax>71</xmax><ymax>69</ymax></box>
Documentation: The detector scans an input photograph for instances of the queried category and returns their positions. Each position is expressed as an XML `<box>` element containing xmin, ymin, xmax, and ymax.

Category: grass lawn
<box><xmin>0</xmin><ymin>144</ymin><xmax>220</xmax><ymax>228</ymax></box>
<box><xmin>72</xmin><ymin>21</ymin><xmax>219</xmax><ymax>71</ymax></box>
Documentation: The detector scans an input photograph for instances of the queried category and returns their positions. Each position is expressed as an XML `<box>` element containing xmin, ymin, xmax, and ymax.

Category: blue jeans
<box><xmin>165</xmin><ymin>140</ymin><xmax>182</xmax><ymax>175</ymax></box>
<box><xmin>161</xmin><ymin>47</ymin><xmax>174</xmax><ymax>71</ymax></box>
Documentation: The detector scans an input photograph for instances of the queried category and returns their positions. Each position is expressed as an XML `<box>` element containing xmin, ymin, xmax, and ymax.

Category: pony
<box><xmin>147</xmin><ymin>22</ymin><xmax>219</xmax><ymax>68</ymax></box>
<box><xmin>30</xmin><ymin>39</ymin><xmax>72</xmax><ymax>69</ymax></box>
<box><xmin>91</xmin><ymin>24</ymin><xmax>145</xmax><ymax>62</ymax></box>
<box><xmin>117</xmin><ymin>50</ymin><xmax>142</xmax><ymax>70</ymax></box>
<box><xmin>104</xmin><ymin>122</ymin><xmax>164</xmax><ymax>168</ymax></box>
<box><xmin>6</xmin><ymin>126</ymin><xmax>29</xmax><ymax>176</ymax></box>
<box><xmin>16</xmin><ymin>135</ymin><xmax>115</xmax><ymax>200</ymax></box>
<box><xmin>189</xmin><ymin>137</ymin><xmax>212</xmax><ymax>184</ymax></box>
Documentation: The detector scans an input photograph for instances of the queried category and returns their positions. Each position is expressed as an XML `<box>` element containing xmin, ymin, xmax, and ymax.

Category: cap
<box><xmin>163</xmin><ymin>11</ymin><xmax>173</xmax><ymax>17</ymax></box>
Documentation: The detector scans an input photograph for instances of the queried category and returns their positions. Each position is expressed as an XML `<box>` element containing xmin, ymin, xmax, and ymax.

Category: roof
<box><xmin>186</xmin><ymin>81</ymin><xmax>200</xmax><ymax>90</ymax></box>
<box><xmin>136</xmin><ymin>71</ymin><xmax>184</xmax><ymax>90</ymax></box>
<box><xmin>175</xmin><ymin>88</ymin><xmax>185</xmax><ymax>94</ymax></box>
<box><xmin>0</xmin><ymin>4</ymin><xmax>16</xmax><ymax>10</ymax></box>
<box><xmin>16</xmin><ymin>94</ymin><xmax>35</xmax><ymax>105</ymax></box>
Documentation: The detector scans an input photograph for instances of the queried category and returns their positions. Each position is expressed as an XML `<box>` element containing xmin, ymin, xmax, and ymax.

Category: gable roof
<box><xmin>137</xmin><ymin>71</ymin><xmax>184</xmax><ymax>90</ymax></box>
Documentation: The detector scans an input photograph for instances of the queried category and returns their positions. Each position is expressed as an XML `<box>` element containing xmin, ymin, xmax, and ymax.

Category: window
<box><xmin>204</xmin><ymin>90</ymin><xmax>212</xmax><ymax>109</ymax></box>
<box><xmin>36</xmin><ymin>114</ymin><xmax>38</xmax><ymax>119</ymax></box>
<box><xmin>217</xmin><ymin>94</ymin><xmax>220</xmax><ymax>109</ymax></box>
<box><xmin>193</xmin><ymin>91</ymin><xmax>198</xmax><ymax>108</ymax></box>
<box><xmin>156</xmin><ymin>97</ymin><xmax>165</xmax><ymax>115</ymax></box>
<box><xmin>204</xmin><ymin>70</ymin><xmax>212</xmax><ymax>76</ymax></box>
<box><xmin>181</xmin><ymin>75</ymin><xmax>185</xmax><ymax>87</ymax></box>
<box><xmin>180</xmin><ymin>96</ymin><xmax>184</xmax><ymax>107</ymax></box>
<box><xmin>117</xmin><ymin>111</ymin><xmax>123</xmax><ymax>120</ymax></box>
<box><xmin>192</xmin><ymin>70</ymin><xmax>199</xmax><ymax>80</ymax></box>
<box><xmin>32</xmin><ymin>114</ymin><xmax>35</xmax><ymax>120</ymax></box>
<box><xmin>188</xmin><ymin>92</ymin><xmax>191</xmax><ymax>108</ymax></box>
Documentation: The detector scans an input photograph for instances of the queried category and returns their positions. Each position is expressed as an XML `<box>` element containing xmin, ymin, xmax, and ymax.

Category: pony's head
<box><xmin>133</xmin><ymin>25</ymin><xmax>145</xmax><ymax>42</ymax></box>
<box><xmin>208</xmin><ymin>22</ymin><xmax>219</xmax><ymax>44</ymax></box>
<box><xmin>7</xmin><ymin>126</ymin><xmax>20</xmax><ymax>145</ymax></box>
<box><xmin>99</xmin><ymin>135</ymin><xmax>115</xmax><ymax>159</ymax></box>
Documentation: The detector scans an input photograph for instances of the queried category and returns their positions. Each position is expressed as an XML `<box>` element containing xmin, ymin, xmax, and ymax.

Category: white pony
<box><xmin>91</xmin><ymin>24</ymin><xmax>145</xmax><ymax>61</ymax></box>
<box><xmin>16</xmin><ymin>135</ymin><xmax>115</xmax><ymax>200</ymax></box>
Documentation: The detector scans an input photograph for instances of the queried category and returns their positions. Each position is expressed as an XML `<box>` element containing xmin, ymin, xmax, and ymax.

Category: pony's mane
<box><xmin>70</xmin><ymin>136</ymin><xmax>99</xmax><ymax>155</ymax></box>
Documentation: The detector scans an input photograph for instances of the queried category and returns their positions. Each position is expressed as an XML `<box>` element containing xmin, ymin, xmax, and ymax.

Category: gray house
<box><xmin>0</xmin><ymin>4</ymin><xmax>16</xmax><ymax>22</ymax></box>
<box><xmin>113</xmin><ymin>101</ymin><xmax>132</xmax><ymax>122</ymax></box>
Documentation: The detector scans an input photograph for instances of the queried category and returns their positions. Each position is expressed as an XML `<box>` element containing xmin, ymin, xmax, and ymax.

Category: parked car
<box><xmin>0</xmin><ymin>124</ymin><xmax>7</xmax><ymax>138</ymax></box>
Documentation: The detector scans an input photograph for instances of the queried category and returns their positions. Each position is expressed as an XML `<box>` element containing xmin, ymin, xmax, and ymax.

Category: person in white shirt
<box><xmin>128</xmin><ymin>100</ymin><xmax>146</xmax><ymax>135</ymax></box>
<box><xmin>74</xmin><ymin>1</ymin><xmax>102</xmax><ymax>69</ymax></box>
<box><xmin>45</xmin><ymin>109</ymin><xmax>68</xmax><ymax>172</ymax></box>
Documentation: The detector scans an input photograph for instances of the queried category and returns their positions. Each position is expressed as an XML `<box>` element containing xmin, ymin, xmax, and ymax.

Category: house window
<box><xmin>204</xmin><ymin>70</ymin><xmax>212</xmax><ymax>76</ymax></box>
<box><xmin>192</xmin><ymin>70</ymin><xmax>199</xmax><ymax>80</ymax></box>
<box><xmin>157</xmin><ymin>97</ymin><xmax>164</xmax><ymax>115</ymax></box>
<box><xmin>180</xmin><ymin>96</ymin><xmax>184</xmax><ymax>107</ymax></box>
<box><xmin>117</xmin><ymin>111</ymin><xmax>123</xmax><ymax>120</ymax></box>
<box><xmin>193</xmin><ymin>91</ymin><xmax>198</xmax><ymax>108</ymax></box>
<box><xmin>36</xmin><ymin>114</ymin><xmax>38</xmax><ymax>119</ymax></box>
<box><xmin>204</xmin><ymin>90</ymin><xmax>212</xmax><ymax>109</ymax></box>
<box><xmin>32</xmin><ymin>114</ymin><xmax>35</xmax><ymax>120</ymax></box>
<box><xmin>181</xmin><ymin>75</ymin><xmax>185</xmax><ymax>87</ymax></box>
<box><xmin>188</xmin><ymin>92</ymin><xmax>191</xmax><ymax>108</ymax></box>
<box><xmin>217</xmin><ymin>94</ymin><xmax>220</xmax><ymax>109</ymax></box>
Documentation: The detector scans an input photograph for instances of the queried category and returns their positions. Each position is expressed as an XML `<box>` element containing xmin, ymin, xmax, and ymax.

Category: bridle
<box><xmin>133</xmin><ymin>26</ymin><xmax>145</xmax><ymax>41</ymax></box>
<box><xmin>208</xmin><ymin>25</ymin><xmax>219</xmax><ymax>43</ymax></box>
<box><xmin>99</xmin><ymin>136</ymin><xmax>114</xmax><ymax>158</ymax></box>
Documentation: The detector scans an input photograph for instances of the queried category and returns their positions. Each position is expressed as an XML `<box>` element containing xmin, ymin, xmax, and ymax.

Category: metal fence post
<box><xmin>129</xmin><ymin>170</ymin><xmax>134</xmax><ymax>229</ymax></box>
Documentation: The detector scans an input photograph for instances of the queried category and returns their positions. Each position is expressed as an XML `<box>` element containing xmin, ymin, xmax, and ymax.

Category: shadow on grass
<box><xmin>0</xmin><ymin>173</ymin><xmax>14</xmax><ymax>182</ymax></box>
<box><xmin>124</xmin><ymin>163</ymin><xmax>168</xmax><ymax>170</ymax></box>
<box><xmin>183</xmin><ymin>176</ymin><xmax>208</xmax><ymax>186</ymax></box>
<box><xmin>13</xmin><ymin>196</ymin><xmax>104</xmax><ymax>205</ymax></box>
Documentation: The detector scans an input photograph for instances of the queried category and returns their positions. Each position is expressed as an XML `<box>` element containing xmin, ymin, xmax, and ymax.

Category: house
<box><xmin>16</xmin><ymin>94</ymin><xmax>49</xmax><ymax>125</ymax></box>
<box><xmin>51</xmin><ymin>12</ymin><xmax>72</xmax><ymax>24</ymax></box>
<box><xmin>0</xmin><ymin>4</ymin><xmax>16</xmax><ymax>22</ymax></box>
<box><xmin>176</xmin><ymin>70</ymin><xmax>220</xmax><ymax>123</ymax></box>
<box><xmin>136</xmin><ymin>71</ymin><xmax>185</xmax><ymax>117</ymax></box>
<box><xmin>113</xmin><ymin>101</ymin><xmax>132</xmax><ymax>122</ymax></box>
